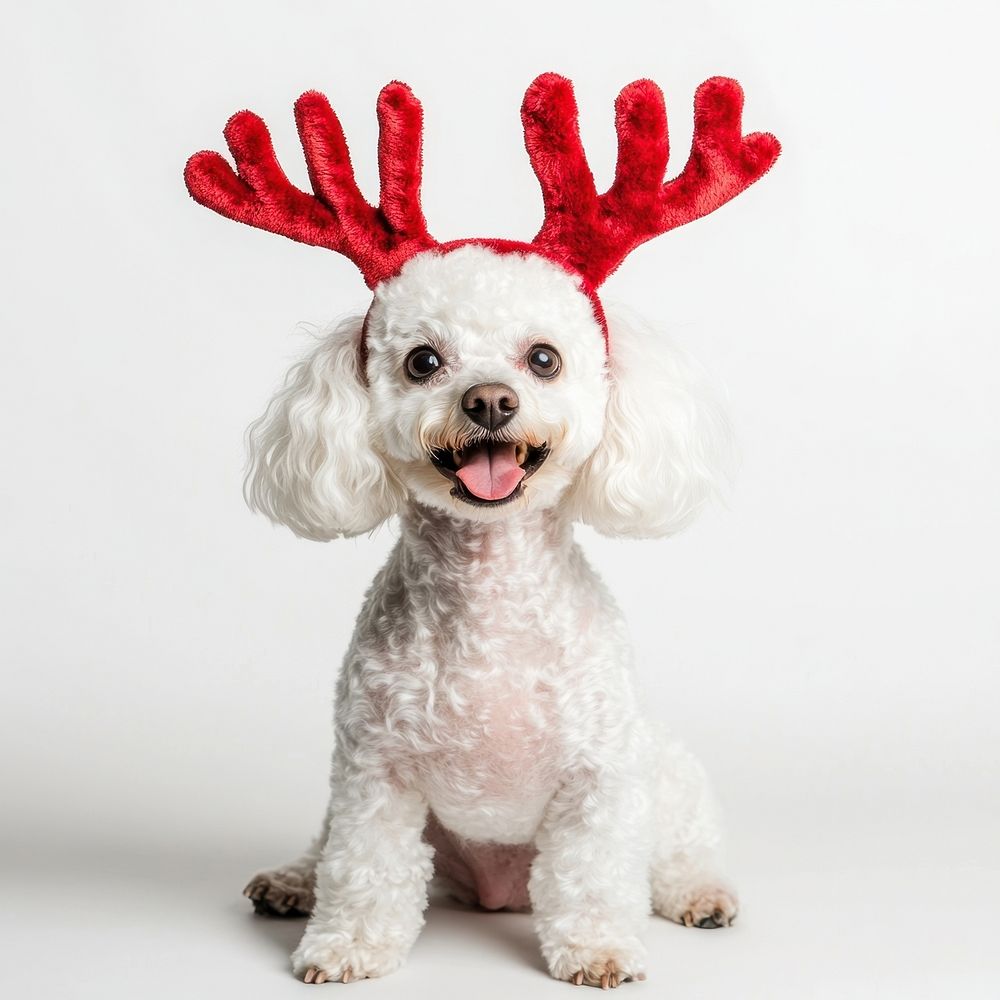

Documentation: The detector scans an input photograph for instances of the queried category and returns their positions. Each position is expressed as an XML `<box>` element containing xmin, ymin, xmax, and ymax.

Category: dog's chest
<box><xmin>357</xmin><ymin>517</ymin><xmax>614</xmax><ymax>842</ymax></box>
<box><xmin>413</xmin><ymin>635</ymin><xmax>565</xmax><ymax>842</ymax></box>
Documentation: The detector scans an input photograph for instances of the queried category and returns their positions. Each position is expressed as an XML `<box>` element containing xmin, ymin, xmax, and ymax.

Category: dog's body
<box><xmin>240</xmin><ymin>248</ymin><xmax>740</xmax><ymax>987</ymax></box>
<box><xmin>249</xmin><ymin>503</ymin><xmax>736</xmax><ymax>984</ymax></box>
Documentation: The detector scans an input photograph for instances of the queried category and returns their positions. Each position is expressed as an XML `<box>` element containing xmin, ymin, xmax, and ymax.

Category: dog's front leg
<box><xmin>529</xmin><ymin>764</ymin><xmax>652</xmax><ymax>988</ymax></box>
<box><xmin>291</xmin><ymin>754</ymin><xmax>433</xmax><ymax>984</ymax></box>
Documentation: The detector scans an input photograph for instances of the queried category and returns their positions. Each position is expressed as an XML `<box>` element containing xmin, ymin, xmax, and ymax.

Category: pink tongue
<box><xmin>456</xmin><ymin>443</ymin><xmax>525</xmax><ymax>501</ymax></box>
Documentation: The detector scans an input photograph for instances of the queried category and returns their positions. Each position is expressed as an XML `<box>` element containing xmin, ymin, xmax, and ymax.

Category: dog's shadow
<box><xmin>244</xmin><ymin>892</ymin><xmax>547</xmax><ymax>975</ymax></box>
<box><xmin>243</xmin><ymin>905</ymin><xmax>308</xmax><ymax>960</ymax></box>
<box><xmin>422</xmin><ymin>894</ymin><xmax>547</xmax><ymax>973</ymax></box>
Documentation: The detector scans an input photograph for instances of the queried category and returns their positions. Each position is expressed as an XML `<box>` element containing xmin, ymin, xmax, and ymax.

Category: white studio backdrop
<box><xmin>2</xmin><ymin>2</ymin><xmax>997</xmax><ymax>997</ymax></box>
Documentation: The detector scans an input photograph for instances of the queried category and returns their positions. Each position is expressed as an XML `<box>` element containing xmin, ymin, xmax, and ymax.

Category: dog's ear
<box><xmin>244</xmin><ymin>316</ymin><xmax>405</xmax><ymax>540</ymax></box>
<box><xmin>568</xmin><ymin>307</ymin><xmax>734</xmax><ymax>539</ymax></box>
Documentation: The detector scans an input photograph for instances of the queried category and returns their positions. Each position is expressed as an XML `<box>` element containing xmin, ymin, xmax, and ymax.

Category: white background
<box><xmin>2</xmin><ymin>1</ymin><xmax>997</xmax><ymax>997</ymax></box>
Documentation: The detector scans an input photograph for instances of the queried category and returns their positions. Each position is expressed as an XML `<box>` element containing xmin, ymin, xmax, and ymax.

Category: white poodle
<box><xmin>184</xmin><ymin>72</ymin><xmax>779</xmax><ymax>988</ymax></box>
<box><xmin>241</xmin><ymin>247</ymin><xmax>739</xmax><ymax>988</ymax></box>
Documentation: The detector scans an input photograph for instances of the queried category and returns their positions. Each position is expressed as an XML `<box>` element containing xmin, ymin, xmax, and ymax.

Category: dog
<box><xmin>184</xmin><ymin>74</ymin><xmax>778</xmax><ymax>987</ymax></box>
<box><xmin>240</xmin><ymin>247</ymin><xmax>739</xmax><ymax>988</ymax></box>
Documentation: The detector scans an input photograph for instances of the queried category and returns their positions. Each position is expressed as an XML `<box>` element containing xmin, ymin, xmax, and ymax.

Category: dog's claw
<box><xmin>569</xmin><ymin>962</ymin><xmax>629</xmax><ymax>989</ymax></box>
<box><xmin>667</xmin><ymin>883</ymin><xmax>738</xmax><ymax>930</ymax></box>
<box><xmin>244</xmin><ymin>869</ymin><xmax>315</xmax><ymax>918</ymax></box>
<box><xmin>341</xmin><ymin>967</ymin><xmax>352</xmax><ymax>984</ymax></box>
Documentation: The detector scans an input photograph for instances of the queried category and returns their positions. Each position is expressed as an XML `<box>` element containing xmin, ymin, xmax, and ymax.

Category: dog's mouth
<box><xmin>429</xmin><ymin>440</ymin><xmax>549</xmax><ymax>506</ymax></box>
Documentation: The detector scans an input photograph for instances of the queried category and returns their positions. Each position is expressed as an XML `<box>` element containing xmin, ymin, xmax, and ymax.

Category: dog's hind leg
<box><xmin>243</xmin><ymin>814</ymin><xmax>329</xmax><ymax>918</ymax></box>
<box><xmin>648</xmin><ymin>732</ymin><xmax>739</xmax><ymax>929</ymax></box>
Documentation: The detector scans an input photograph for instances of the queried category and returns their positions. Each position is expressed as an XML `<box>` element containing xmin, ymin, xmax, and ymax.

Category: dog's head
<box><xmin>246</xmin><ymin>246</ymin><xmax>731</xmax><ymax>540</ymax></box>
<box><xmin>189</xmin><ymin>77</ymin><xmax>774</xmax><ymax>541</ymax></box>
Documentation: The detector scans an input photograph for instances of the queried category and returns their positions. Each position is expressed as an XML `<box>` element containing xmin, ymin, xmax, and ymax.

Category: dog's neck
<box><xmin>398</xmin><ymin>501</ymin><xmax>575</xmax><ymax>584</ymax></box>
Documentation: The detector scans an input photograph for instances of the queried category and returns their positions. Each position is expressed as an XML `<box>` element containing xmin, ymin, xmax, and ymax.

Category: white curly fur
<box><xmin>243</xmin><ymin>246</ymin><xmax>738</xmax><ymax>988</ymax></box>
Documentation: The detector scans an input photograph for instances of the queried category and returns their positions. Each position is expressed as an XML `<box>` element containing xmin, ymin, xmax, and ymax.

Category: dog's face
<box><xmin>365</xmin><ymin>247</ymin><xmax>609</xmax><ymax>521</ymax></box>
<box><xmin>245</xmin><ymin>245</ymin><xmax>731</xmax><ymax>541</ymax></box>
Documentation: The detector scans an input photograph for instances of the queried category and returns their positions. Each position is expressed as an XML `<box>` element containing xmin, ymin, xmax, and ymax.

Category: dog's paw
<box><xmin>656</xmin><ymin>880</ymin><xmax>738</xmax><ymax>929</ymax></box>
<box><xmin>292</xmin><ymin>926</ymin><xmax>407</xmax><ymax>984</ymax></box>
<box><xmin>244</xmin><ymin>867</ymin><xmax>315</xmax><ymax>918</ymax></box>
<box><xmin>547</xmin><ymin>943</ymin><xmax>647</xmax><ymax>989</ymax></box>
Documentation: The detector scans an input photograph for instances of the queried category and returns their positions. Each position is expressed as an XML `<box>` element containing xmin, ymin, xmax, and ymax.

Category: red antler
<box><xmin>184</xmin><ymin>82</ymin><xmax>438</xmax><ymax>289</ymax></box>
<box><xmin>521</xmin><ymin>74</ymin><xmax>781</xmax><ymax>287</ymax></box>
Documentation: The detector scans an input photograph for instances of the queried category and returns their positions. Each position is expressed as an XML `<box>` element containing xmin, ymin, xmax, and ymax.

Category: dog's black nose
<box><xmin>461</xmin><ymin>383</ymin><xmax>519</xmax><ymax>431</ymax></box>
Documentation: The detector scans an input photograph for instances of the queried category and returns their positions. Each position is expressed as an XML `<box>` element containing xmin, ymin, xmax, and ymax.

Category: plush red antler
<box><xmin>522</xmin><ymin>74</ymin><xmax>781</xmax><ymax>287</ymax></box>
<box><xmin>186</xmin><ymin>75</ymin><xmax>778</xmax><ymax>301</ymax></box>
<box><xmin>184</xmin><ymin>82</ymin><xmax>438</xmax><ymax>289</ymax></box>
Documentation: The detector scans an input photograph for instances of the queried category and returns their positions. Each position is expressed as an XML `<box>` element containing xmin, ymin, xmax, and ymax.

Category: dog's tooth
<box><xmin>516</xmin><ymin>443</ymin><xmax>527</xmax><ymax>465</ymax></box>
<box><xmin>452</xmin><ymin>449</ymin><xmax>462</xmax><ymax>467</ymax></box>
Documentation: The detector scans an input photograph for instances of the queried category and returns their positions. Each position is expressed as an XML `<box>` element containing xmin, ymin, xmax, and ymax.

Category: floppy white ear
<box><xmin>568</xmin><ymin>305</ymin><xmax>735</xmax><ymax>539</ymax></box>
<box><xmin>244</xmin><ymin>315</ymin><xmax>404</xmax><ymax>540</ymax></box>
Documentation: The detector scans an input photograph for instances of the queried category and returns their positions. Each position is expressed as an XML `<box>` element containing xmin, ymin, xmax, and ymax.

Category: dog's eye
<box><xmin>527</xmin><ymin>344</ymin><xmax>561</xmax><ymax>380</ymax></box>
<box><xmin>405</xmin><ymin>347</ymin><xmax>443</xmax><ymax>380</ymax></box>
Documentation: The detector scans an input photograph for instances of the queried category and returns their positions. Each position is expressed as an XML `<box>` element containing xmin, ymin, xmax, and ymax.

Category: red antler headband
<box><xmin>185</xmin><ymin>74</ymin><xmax>779</xmax><ymax>334</ymax></box>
